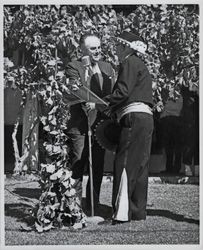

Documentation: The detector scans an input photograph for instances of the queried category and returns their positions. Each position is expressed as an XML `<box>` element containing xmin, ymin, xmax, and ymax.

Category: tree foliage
<box><xmin>4</xmin><ymin>5</ymin><xmax>199</xmax><ymax>107</ymax></box>
<box><xmin>3</xmin><ymin>4</ymin><xmax>199</xmax><ymax>232</ymax></box>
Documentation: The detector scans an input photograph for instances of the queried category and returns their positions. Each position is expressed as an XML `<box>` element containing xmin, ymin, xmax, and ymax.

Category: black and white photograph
<box><xmin>1</xmin><ymin>1</ymin><xmax>202</xmax><ymax>248</ymax></box>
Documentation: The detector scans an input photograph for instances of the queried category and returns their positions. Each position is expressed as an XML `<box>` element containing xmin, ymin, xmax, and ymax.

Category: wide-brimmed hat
<box><xmin>115</xmin><ymin>31</ymin><xmax>147</xmax><ymax>54</ymax></box>
<box><xmin>120</xmin><ymin>31</ymin><xmax>143</xmax><ymax>42</ymax></box>
<box><xmin>94</xmin><ymin>119</ymin><xmax>121</xmax><ymax>151</ymax></box>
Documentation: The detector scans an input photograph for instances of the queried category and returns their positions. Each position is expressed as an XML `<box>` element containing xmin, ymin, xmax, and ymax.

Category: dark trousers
<box><xmin>112</xmin><ymin>112</ymin><xmax>153</xmax><ymax>221</ymax></box>
<box><xmin>160</xmin><ymin>116</ymin><xmax>183</xmax><ymax>173</ymax></box>
<box><xmin>86</xmin><ymin>139</ymin><xmax>105</xmax><ymax>208</ymax></box>
<box><xmin>182</xmin><ymin>123</ymin><xmax>199</xmax><ymax>166</ymax></box>
<box><xmin>67</xmin><ymin>133</ymin><xmax>87</xmax><ymax>203</ymax></box>
<box><xmin>67</xmin><ymin>127</ymin><xmax>105</xmax><ymax>210</ymax></box>
<box><xmin>68</xmin><ymin>133</ymin><xmax>87</xmax><ymax>180</ymax></box>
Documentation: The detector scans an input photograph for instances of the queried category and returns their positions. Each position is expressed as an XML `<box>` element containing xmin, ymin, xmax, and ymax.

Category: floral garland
<box><xmin>35</xmin><ymin>165</ymin><xmax>87</xmax><ymax>232</ymax></box>
<box><xmin>33</xmin><ymin>73</ymin><xmax>87</xmax><ymax>232</ymax></box>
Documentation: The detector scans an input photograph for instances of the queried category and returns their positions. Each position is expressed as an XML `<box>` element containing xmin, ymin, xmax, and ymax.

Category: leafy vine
<box><xmin>4</xmin><ymin>4</ymin><xmax>199</xmax><ymax>232</ymax></box>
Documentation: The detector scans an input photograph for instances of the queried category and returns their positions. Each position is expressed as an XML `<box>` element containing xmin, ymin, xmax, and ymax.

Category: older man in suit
<box><xmin>65</xmin><ymin>33</ymin><xmax>115</xmax><ymax>212</ymax></box>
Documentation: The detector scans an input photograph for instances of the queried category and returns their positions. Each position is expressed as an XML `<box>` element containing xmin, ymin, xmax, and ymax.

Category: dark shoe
<box><xmin>131</xmin><ymin>216</ymin><xmax>146</xmax><ymax>221</ymax></box>
<box><xmin>131</xmin><ymin>211</ymin><xmax>147</xmax><ymax>221</ymax></box>
<box><xmin>112</xmin><ymin>219</ymin><xmax>128</xmax><ymax>225</ymax></box>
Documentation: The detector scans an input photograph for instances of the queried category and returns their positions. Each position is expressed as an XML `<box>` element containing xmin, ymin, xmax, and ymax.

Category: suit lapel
<box><xmin>77</xmin><ymin>61</ymin><xmax>112</xmax><ymax>97</ymax></box>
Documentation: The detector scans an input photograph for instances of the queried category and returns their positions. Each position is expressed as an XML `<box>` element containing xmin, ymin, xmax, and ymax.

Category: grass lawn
<box><xmin>4</xmin><ymin>175</ymin><xmax>199</xmax><ymax>245</ymax></box>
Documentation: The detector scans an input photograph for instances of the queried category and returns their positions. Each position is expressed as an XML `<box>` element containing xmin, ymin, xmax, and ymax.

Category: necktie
<box><xmin>94</xmin><ymin>72</ymin><xmax>103</xmax><ymax>90</ymax></box>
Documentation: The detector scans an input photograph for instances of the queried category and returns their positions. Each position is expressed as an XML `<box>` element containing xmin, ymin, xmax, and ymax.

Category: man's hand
<box><xmin>71</xmin><ymin>84</ymin><xmax>80</xmax><ymax>91</ymax></box>
<box><xmin>85</xmin><ymin>102</ymin><xmax>96</xmax><ymax>112</ymax></box>
<box><xmin>67</xmin><ymin>78</ymin><xmax>81</xmax><ymax>91</ymax></box>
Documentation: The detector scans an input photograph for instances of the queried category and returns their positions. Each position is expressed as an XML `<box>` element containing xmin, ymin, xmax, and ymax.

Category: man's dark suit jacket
<box><xmin>65</xmin><ymin>59</ymin><xmax>115</xmax><ymax>134</ymax></box>
<box><xmin>105</xmin><ymin>53</ymin><xmax>153</xmax><ymax>113</ymax></box>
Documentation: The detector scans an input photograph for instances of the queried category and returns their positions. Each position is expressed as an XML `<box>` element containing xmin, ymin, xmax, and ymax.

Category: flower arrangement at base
<box><xmin>34</xmin><ymin>164</ymin><xmax>86</xmax><ymax>232</ymax></box>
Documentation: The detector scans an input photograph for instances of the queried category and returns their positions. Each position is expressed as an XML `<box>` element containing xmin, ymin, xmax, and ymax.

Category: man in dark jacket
<box><xmin>181</xmin><ymin>83</ymin><xmax>199</xmax><ymax>176</ymax></box>
<box><xmin>64</xmin><ymin>33</ymin><xmax>115</xmax><ymax>211</ymax></box>
<box><xmin>159</xmin><ymin>90</ymin><xmax>183</xmax><ymax>174</ymax></box>
<box><xmin>104</xmin><ymin>31</ymin><xmax>154</xmax><ymax>223</ymax></box>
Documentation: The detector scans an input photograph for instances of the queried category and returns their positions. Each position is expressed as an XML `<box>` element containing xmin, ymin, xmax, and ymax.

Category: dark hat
<box><xmin>119</xmin><ymin>31</ymin><xmax>144</xmax><ymax>43</ymax></box>
<box><xmin>94</xmin><ymin>119</ymin><xmax>122</xmax><ymax>151</ymax></box>
<box><xmin>116</xmin><ymin>31</ymin><xmax>147</xmax><ymax>54</ymax></box>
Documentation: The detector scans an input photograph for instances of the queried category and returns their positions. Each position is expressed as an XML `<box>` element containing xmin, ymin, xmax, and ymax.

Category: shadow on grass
<box><xmin>147</xmin><ymin>208</ymin><xmax>199</xmax><ymax>225</ymax></box>
<box><xmin>5</xmin><ymin>203</ymin><xmax>35</xmax><ymax>226</ymax></box>
<box><xmin>5</xmin><ymin>197</ymin><xmax>112</xmax><ymax>226</ymax></box>
<box><xmin>12</xmin><ymin>188</ymin><xmax>41</xmax><ymax>200</ymax></box>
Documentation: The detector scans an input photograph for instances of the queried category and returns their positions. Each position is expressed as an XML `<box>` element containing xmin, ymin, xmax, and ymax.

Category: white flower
<box><xmin>70</xmin><ymin>178</ymin><xmax>76</xmax><ymax>186</ymax></box>
<box><xmin>62</xmin><ymin>179</ymin><xmax>70</xmax><ymax>188</ymax></box>
<box><xmin>56</xmin><ymin>71</ymin><xmax>65</xmax><ymax>77</ymax></box>
<box><xmin>47</xmin><ymin>192</ymin><xmax>56</xmax><ymax>198</ymax></box>
<box><xmin>48</xmin><ymin>60</ymin><xmax>56</xmax><ymax>66</ymax></box>
<box><xmin>63</xmin><ymin>169</ymin><xmax>72</xmax><ymax>180</ymax></box>
<box><xmin>72</xmin><ymin>222</ymin><xmax>83</xmax><ymax>230</ymax></box>
<box><xmin>48</xmin><ymin>106</ymin><xmax>58</xmax><ymax>115</ymax></box>
<box><xmin>43</xmin><ymin>125</ymin><xmax>50</xmax><ymax>132</ymax></box>
<box><xmin>46</xmin><ymin>86</ymin><xmax>52</xmax><ymax>92</ymax></box>
<box><xmin>40</xmin><ymin>116</ymin><xmax>47</xmax><ymax>125</ymax></box>
<box><xmin>130</xmin><ymin>41</ymin><xmax>147</xmax><ymax>54</ymax></box>
<box><xmin>49</xmin><ymin>130</ymin><xmax>59</xmax><ymax>135</ymax></box>
<box><xmin>50</xmin><ymin>168</ymin><xmax>64</xmax><ymax>180</ymax></box>
<box><xmin>46</xmin><ymin>164</ymin><xmax>56</xmax><ymax>173</ymax></box>
<box><xmin>52</xmin><ymin>145</ymin><xmax>61</xmax><ymax>154</ymax></box>
<box><xmin>4</xmin><ymin>57</ymin><xmax>14</xmax><ymax>68</ymax></box>
<box><xmin>48</xmin><ymin>75</ymin><xmax>54</xmax><ymax>81</ymax></box>
<box><xmin>46</xmin><ymin>98</ymin><xmax>53</xmax><ymax>106</ymax></box>
<box><xmin>116</xmin><ymin>37</ymin><xmax>147</xmax><ymax>55</ymax></box>
<box><xmin>50</xmin><ymin>117</ymin><xmax>57</xmax><ymax>125</ymax></box>
<box><xmin>60</xmin><ymin>26</ymin><xmax>66</xmax><ymax>32</ymax></box>
<box><xmin>152</xmin><ymin>82</ymin><xmax>157</xmax><ymax>90</ymax></box>
<box><xmin>35</xmin><ymin>222</ymin><xmax>44</xmax><ymax>233</ymax></box>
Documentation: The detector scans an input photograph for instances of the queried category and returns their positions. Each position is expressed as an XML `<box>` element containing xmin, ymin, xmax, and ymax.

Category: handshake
<box><xmin>66</xmin><ymin>78</ymin><xmax>82</xmax><ymax>91</ymax></box>
<box><xmin>66</xmin><ymin>78</ymin><xmax>96</xmax><ymax>112</ymax></box>
<box><xmin>65</xmin><ymin>77</ymin><xmax>110</xmax><ymax>116</ymax></box>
